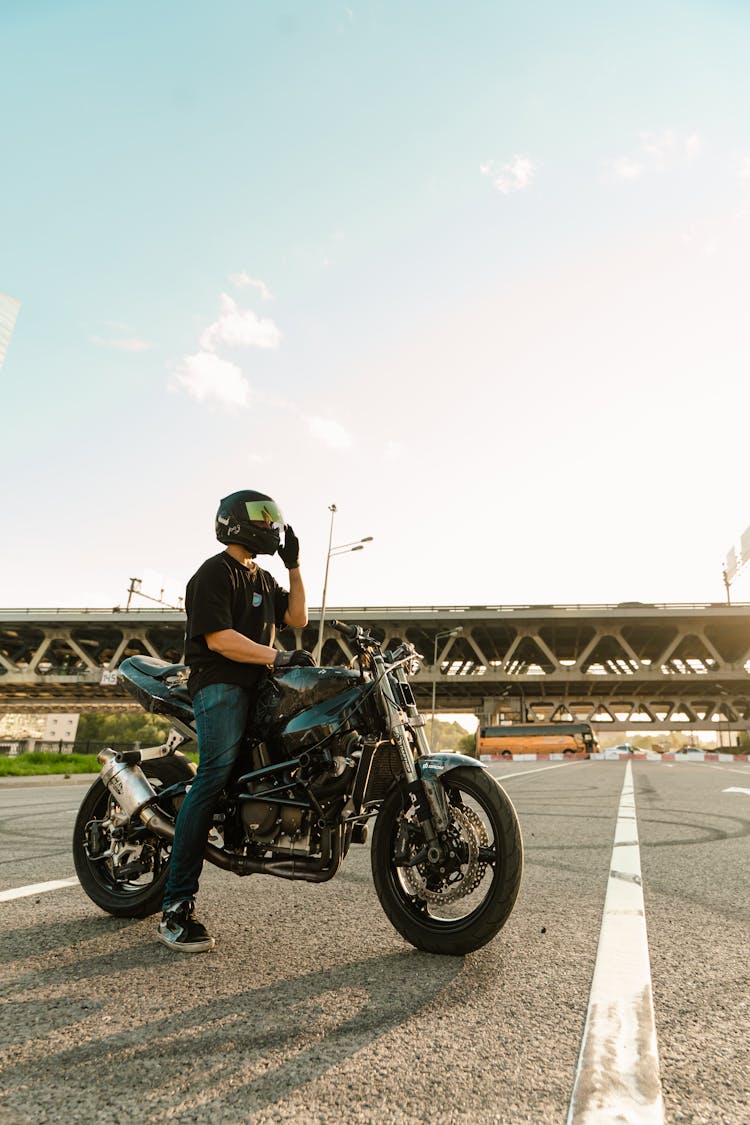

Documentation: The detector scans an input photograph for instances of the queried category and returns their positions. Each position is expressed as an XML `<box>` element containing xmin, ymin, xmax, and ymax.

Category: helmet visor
<box><xmin>244</xmin><ymin>498</ymin><xmax>285</xmax><ymax>527</ymax></box>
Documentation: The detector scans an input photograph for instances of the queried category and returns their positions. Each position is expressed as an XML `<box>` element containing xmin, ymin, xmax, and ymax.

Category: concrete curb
<box><xmin>659</xmin><ymin>751</ymin><xmax>749</xmax><ymax>763</ymax></box>
<box><xmin>0</xmin><ymin>773</ymin><xmax>99</xmax><ymax>788</ymax></box>
<box><xmin>480</xmin><ymin>752</ymin><xmax>749</xmax><ymax>764</ymax></box>
<box><xmin>4</xmin><ymin>752</ymin><xmax>749</xmax><ymax>785</ymax></box>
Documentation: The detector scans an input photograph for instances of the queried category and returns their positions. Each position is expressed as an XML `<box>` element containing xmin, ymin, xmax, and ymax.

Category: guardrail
<box><xmin>2</xmin><ymin>601</ymin><xmax>750</xmax><ymax>617</ymax></box>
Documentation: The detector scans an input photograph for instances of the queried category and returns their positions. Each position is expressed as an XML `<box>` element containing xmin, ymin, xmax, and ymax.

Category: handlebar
<box><xmin>330</xmin><ymin>619</ymin><xmax>359</xmax><ymax>640</ymax></box>
<box><xmin>330</xmin><ymin>619</ymin><xmax>422</xmax><ymax>664</ymax></box>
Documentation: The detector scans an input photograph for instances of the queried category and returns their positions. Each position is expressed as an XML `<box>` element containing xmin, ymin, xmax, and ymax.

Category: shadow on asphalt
<box><xmin>0</xmin><ymin>937</ymin><xmax>465</xmax><ymax>1121</ymax></box>
<box><xmin>0</xmin><ymin>913</ymin><xmax>139</xmax><ymax>965</ymax></box>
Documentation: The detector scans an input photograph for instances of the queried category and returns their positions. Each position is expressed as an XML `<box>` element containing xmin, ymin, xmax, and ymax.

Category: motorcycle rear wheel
<box><xmin>73</xmin><ymin>758</ymin><xmax>190</xmax><ymax>919</ymax></box>
<box><xmin>371</xmin><ymin>766</ymin><xmax>523</xmax><ymax>956</ymax></box>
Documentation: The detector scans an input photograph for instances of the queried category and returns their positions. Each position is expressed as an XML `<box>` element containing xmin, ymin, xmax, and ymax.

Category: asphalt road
<box><xmin>0</xmin><ymin>761</ymin><xmax>748</xmax><ymax>1124</ymax></box>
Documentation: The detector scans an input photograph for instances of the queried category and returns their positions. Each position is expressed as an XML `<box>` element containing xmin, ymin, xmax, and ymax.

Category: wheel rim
<box><xmin>80</xmin><ymin>783</ymin><xmax>172</xmax><ymax>897</ymax></box>
<box><xmin>388</xmin><ymin>777</ymin><xmax>501</xmax><ymax>926</ymax></box>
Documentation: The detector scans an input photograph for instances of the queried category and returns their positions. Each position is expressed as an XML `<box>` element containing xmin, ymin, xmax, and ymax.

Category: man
<box><xmin>157</xmin><ymin>489</ymin><xmax>312</xmax><ymax>953</ymax></box>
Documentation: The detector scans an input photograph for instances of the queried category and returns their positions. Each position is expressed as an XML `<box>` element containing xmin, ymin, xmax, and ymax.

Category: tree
<box><xmin>427</xmin><ymin>719</ymin><xmax>477</xmax><ymax>756</ymax></box>
<box><xmin>76</xmin><ymin>712</ymin><xmax>172</xmax><ymax>748</ymax></box>
<box><xmin>458</xmin><ymin>732</ymin><xmax>478</xmax><ymax>757</ymax></box>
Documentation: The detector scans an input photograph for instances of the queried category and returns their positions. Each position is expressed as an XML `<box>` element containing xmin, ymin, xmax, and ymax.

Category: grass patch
<box><xmin>0</xmin><ymin>750</ymin><xmax>200</xmax><ymax>776</ymax></box>
<box><xmin>0</xmin><ymin>751</ymin><xmax>101</xmax><ymax>776</ymax></box>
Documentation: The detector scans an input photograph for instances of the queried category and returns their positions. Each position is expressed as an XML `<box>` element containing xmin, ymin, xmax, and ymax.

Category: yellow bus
<box><xmin>476</xmin><ymin>722</ymin><xmax>597</xmax><ymax>759</ymax></box>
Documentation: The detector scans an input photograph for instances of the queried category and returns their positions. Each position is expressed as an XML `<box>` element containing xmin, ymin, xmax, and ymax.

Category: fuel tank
<box><xmin>254</xmin><ymin>666</ymin><xmax>362</xmax><ymax>747</ymax></box>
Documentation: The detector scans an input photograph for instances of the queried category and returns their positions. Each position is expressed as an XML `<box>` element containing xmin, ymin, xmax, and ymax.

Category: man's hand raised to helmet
<box><xmin>274</xmin><ymin>649</ymin><xmax>316</xmax><ymax>669</ymax></box>
<box><xmin>278</xmin><ymin>524</ymin><xmax>300</xmax><ymax>570</ymax></box>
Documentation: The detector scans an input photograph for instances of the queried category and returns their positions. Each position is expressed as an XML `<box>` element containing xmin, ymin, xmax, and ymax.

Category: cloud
<box><xmin>170</xmin><ymin>351</ymin><xmax>251</xmax><ymax>408</ymax></box>
<box><xmin>336</xmin><ymin>6</ymin><xmax>354</xmax><ymax>33</ymax></box>
<box><xmin>607</xmin><ymin>130</ymin><xmax>701</xmax><ymax>180</ymax></box>
<box><xmin>229</xmin><ymin>272</ymin><xmax>274</xmax><ymax>300</ymax></box>
<box><xmin>739</xmin><ymin>157</ymin><xmax>750</xmax><ymax>181</ymax></box>
<box><xmin>0</xmin><ymin>292</ymin><xmax>21</xmax><ymax>370</ymax></box>
<box><xmin>90</xmin><ymin>335</ymin><xmax>153</xmax><ymax>352</ymax></box>
<box><xmin>199</xmin><ymin>293</ymin><xmax>281</xmax><ymax>352</ymax></box>
<box><xmin>307</xmin><ymin>415</ymin><xmax>353</xmax><ymax>449</ymax></box>
<box><xmin>611</xmin><ymin>157</ymin><xmax>644</xmax><ymax>181</ymax></box>
<box><xmin>684</xmin><ymin>133</ymin><xmax>701</xmax><ymax>161</ymax></box>
<box><xmin>170</xmin><ymin>289</ymin><xmax>280</xmax><ymax>410</ymax></box>
<box><xmin>480</xmin><ymin>155</ymin><xmax>535</xmax><ymax>194</ymax></box>
<box><xmin>639</xmin><ymin>130</ymin><xmax>700</xmax><ymax>163</ymax></box>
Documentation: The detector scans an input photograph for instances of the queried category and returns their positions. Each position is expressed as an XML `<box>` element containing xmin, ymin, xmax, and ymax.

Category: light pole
<box><xmin>125</xmin><ymin>577</ymin><xmax>183</xmax><ymax>611</ymax></box>
<box><xmin>722</xmin><ymin>567</ymin><xmax>732</xmax><ymax>606</ymax></box>
<box><xmin>316</xmin><ymin>504</ymin><xmax>372</xmax><ymax>661</ymax></box>
<box><xmin>317</xmin><ymin>505</ymin><xmax>337</xmax><ymax>658</ymax></box>
<box><xmin>430</xmin><ymin>627</ymin><xmax>463</xmax><ymax>744</ymax></box>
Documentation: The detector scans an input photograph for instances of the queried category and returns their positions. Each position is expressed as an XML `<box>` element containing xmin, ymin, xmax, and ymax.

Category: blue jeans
<box><xmin>162</xmin><ymin>682</ymin><xmax>251</xmax><ymax>910</ymax></box>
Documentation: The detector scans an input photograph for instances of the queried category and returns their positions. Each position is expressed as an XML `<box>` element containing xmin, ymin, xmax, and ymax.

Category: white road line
<box><xmin>494</xmin><ymin>760</ymin><xmax>587</xmax><ymax>782</ymax></box>
<box><xmin>567</xmin><ymin>762</ymin><xmax>664</xmax><ymax>1125</ymax></box>
<box><xmin>723</xmin><ymin>787</ymin><xmax>750</xmax><ymax>796</ymax></box>
<box><xmin>0</xmin><ymin>876</ymin><xmax>79</xmax><ymax>903</ymax></box>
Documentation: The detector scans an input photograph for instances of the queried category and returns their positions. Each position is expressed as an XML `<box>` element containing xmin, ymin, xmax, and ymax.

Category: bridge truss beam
<box><xmin>1</xmin><ymin>605</ymin><xmax>749</xmax><ymax>733</ymax></box>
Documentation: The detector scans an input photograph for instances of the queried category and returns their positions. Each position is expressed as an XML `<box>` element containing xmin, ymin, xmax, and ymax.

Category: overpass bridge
<box><xmin>2</xmin><ymin>603</ymin><xmax>750</xmax><ymax>735</ymax></box>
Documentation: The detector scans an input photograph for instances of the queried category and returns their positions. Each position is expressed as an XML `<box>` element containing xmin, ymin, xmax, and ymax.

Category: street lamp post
<box><xmin>317</xmin><ymin>505</ymin><xmax>337</xmax><ymax>659</ymax></box>
<box><xmin>316</xmin><ymin>504</ymin><xmax>372</xmax><ymax>662</ymax></box>
<box><xmin>430</xmin><ymin>627</ymin><xmax>463</xmax><ymax>745</ymax></box>
<box><xmin>722</xmin><ymin>567</ymin><xmax>732</xmax><ymax>606</ymax></box>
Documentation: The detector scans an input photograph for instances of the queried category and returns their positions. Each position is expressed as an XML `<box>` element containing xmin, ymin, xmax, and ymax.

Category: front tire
<box><xmin>372</xmin><ymin>766</ymin><xmax>523</xmax><ymax>955</ymax></box>
<box><xmin>73</xmin><ymin>757</ymin><xmax>192</xmax><ymax>919</ymax></box>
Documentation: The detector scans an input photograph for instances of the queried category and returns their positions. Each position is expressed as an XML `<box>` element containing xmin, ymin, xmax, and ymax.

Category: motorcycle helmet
<box><xmin>215</xmin><ymin>490</ymin><xmax>285</xmax><ymax>556</ymax></box>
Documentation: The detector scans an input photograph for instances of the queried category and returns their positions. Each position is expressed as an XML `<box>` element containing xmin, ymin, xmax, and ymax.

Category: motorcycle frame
<box><xmin>368</xmin><ymin>650</ymin><xmax>469</xmax><ymax>846</ymax></box>
<box><xmin>97</xmin><ymin>634</ymin><xmax>486</xmax><ymax>884</ymax></box>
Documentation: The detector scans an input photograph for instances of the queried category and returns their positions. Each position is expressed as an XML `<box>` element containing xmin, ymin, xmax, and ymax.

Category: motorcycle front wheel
<box><xmin>371</xmin><ymin>766</ymin><xmax>523</xmax><ymax>956</ymax></box>
<box><xmin>73</xmin><ymin>757</ymin><xmax>190</xmax><ymax>919</ymax></box>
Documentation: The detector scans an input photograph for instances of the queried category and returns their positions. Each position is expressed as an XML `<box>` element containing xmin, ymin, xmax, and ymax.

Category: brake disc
<box><xmin>401</xmin><ymin>804</ymin><xmax>489</xmax><ymax>905</ymax></box>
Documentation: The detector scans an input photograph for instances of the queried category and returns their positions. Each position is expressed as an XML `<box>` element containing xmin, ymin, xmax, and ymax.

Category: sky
<box><xmin>3</xmin><ymin>0</ymin><xmax>750</xmax><ymax>612</ymax></box>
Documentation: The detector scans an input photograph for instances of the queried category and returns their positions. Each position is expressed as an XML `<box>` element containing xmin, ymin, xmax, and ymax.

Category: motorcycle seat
<box><xmin>118</xmin><ymin>655</ymin><xmax>194</xmax><ymax>721</ymax></box>
<box><xmin>126</xmin><ymin>656</ymin><xmax>188</xmax><ymax>681</ymax></box>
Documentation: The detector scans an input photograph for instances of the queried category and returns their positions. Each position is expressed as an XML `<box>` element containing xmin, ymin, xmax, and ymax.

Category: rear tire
<box><xmin>73</xmin><ymin>757</ymin><xmax>192</xmax><ymax>919</ymax></box>
<box><xmin>371</xmin><ymin>766</ymin><xmax>523</xmax><ymax>955</ymax></box>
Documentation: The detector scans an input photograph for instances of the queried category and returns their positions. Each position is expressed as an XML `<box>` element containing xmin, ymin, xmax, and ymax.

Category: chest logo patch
<box><xmin>252</xmin><ymin>592</ymin><xmax>263</xmax><ymax>608</ymax></box>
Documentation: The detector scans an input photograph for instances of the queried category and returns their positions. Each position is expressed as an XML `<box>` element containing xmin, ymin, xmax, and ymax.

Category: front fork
<box><xmin>373</xmin><ymin>655</ymin><xmax>451</xmax><ymax>862</ymax></box>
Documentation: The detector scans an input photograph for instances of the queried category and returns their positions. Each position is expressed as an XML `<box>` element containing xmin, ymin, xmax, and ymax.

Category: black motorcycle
<box><xmin>73</xmin><ymin>621</ymin><xmax>523</xmax><ymax>955</ymax></box>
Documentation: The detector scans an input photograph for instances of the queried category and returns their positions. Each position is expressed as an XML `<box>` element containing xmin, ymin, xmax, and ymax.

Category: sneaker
<box><xmin>157</xmin><ymin>900</ymin><xmax>215</xmax><ymax>953</ymax></box>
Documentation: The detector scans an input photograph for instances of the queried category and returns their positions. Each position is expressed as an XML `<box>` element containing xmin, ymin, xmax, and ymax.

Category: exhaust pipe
<box><xmin>97</xmin><ymin>749</ymin><xmax>161</xmax><ymax>819</ymax></box>
<box><xmin>97</xmin><ymin>749</ymin><xmax>343</xmax><ymax>883</ymax></box>
<box><xmin>141</xmin><ymin>806</ymin><xmax>342</xmax><ymax>882</ymax></box>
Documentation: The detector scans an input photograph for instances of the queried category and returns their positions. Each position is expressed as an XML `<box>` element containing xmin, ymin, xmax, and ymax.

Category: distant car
<box><xmin>603</xmin><ymin>743</ymin><xmax>652</xmax><ymax>760</ymax></box>
<box><xmin>603</xmin><ymin>744</ymin><xmax>635</xmax><ymax>759</ymax></box>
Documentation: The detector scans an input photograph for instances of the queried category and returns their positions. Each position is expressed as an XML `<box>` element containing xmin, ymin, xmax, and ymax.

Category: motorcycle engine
<box><xmin>238</xmin><ymin>731</ymin><xmax>359</xmax><ymax>854</ymax></box>
<box><xmin>239</xmin><ymin>741</ymin><xmax>310</xmax><ymax>851</ymax></box>
<box><xmin>241</xmin><ymin>798</ymin><xmax>306</xmax><ymax>845</ymax></box>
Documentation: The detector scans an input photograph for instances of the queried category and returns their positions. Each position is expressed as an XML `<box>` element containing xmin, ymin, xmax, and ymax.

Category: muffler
<box><xmin>97</xmin><ymin>749</ymin><xmax>161</xmax><ymax>819</ymax></box>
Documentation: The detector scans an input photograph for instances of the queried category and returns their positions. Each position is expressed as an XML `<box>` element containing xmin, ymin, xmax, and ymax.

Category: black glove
<box><xmin>278</xmin><ymin>524</ymin><xmax>300</xmax><ymax>569</ymax></box>
<box><xmin>274</xmin><ymin>649</ymin><xmax>316</xmax><ymax>669</ymax></box>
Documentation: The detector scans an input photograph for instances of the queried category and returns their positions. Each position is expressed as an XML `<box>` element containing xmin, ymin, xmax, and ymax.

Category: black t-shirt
<box><xmin>184</xmin><ymin>551</ymin><xmax>289</xmax><ymax>696</ymax></box>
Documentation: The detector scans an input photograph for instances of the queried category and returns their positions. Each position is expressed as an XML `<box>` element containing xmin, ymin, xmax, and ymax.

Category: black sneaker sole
<box><xmin>157</xmin><ymin>931</ymin><xmax>215</xmax><ymax>953</ymax></box>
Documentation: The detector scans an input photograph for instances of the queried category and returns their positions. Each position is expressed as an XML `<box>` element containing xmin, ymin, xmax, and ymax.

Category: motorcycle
<box><xmin>73</xmin><ymin>620</ymin><xmax>523</xmax><ymax>955</ymax></box>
